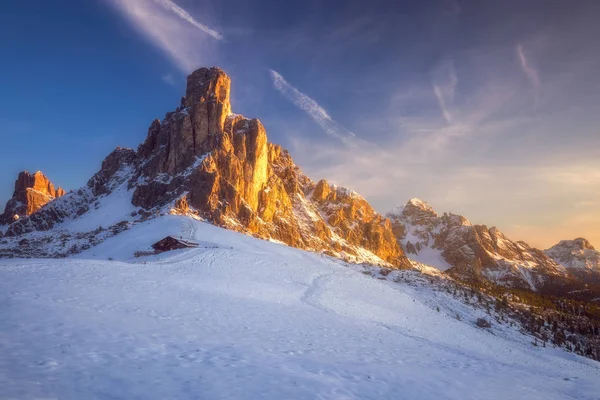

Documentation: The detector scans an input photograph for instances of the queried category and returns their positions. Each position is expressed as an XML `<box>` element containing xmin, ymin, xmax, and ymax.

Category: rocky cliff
<box><xmin>2</xmin><ymin>67</ymin><xmax>410</xmax><ymax>267</ymax></box>
<box><xmin>0</xmin><ymin>171</ymin><xmax>65</xmax><ymax>225</ymax></box>
<box><xmin>130</xmin><ymin>67</ymin><xmax>408</xmax><ymax>267</ymax></box>
<box><xmin>387</xmin><ymin>198</ymin><xmax>569</xmax><ymax>290</ymax></box>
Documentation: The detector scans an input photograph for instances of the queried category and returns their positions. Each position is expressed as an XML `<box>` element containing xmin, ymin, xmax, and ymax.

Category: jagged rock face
<box><xmin>546</xmin><ymin>239</ymin><xmax>600</xmax><ymax>282</ymax></box>
<box><xmin>2</xmin><ymin>67</ymin><xmax>409</xmax><ymax>267</ymax></box>
<box><xmin>136</xmin><ymin>67</ymin><xmax>232</xmax><ymax>176</ymax></box>
<box><xmin>0</xmin><ymin>171</ymin><xmax>65</xmax><ymax>224</ymax></box>
<box><xmin>130</xmin><ymin>68</ymin><xmax>270</xmax><ymax>222</ymax></box>
<box><xmin>387</xmin><ymin>199</ymin><xmax>568</xmax><ymax>290</ymax></box>
<box><xmin>130</xmin><ymin>67</ymin><xmax>408</xmax><ymax>267</ymax></box>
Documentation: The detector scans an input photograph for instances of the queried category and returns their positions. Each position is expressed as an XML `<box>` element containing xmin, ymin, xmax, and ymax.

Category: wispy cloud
<box><xmin>154</xmin><ymin>0</ymin><xmax>223</xmax><ymax>40</ymax></box>
<box><xmin>516</xmin><ymin>43</ymin><xmax>541</xmax><ymax>109</ymax></box>
<box><xmin>269</xmin><ymin>69</ymin><xmax>356</xmax><ymax>143</ymax></box>
<box><xmin>431</xmin><ymin>59</ymin><xmax>457</xmax><ymax>124</ymax></box>
<box><xmin>285</xmin><ymin>54</ymin><xmax>527</xmax><ymax>214</ymax></box>
<box><xmin>107</xmin><ymin>0</ymin><xmax>221</xmax><ymax>72</ymax></box>
<box><xmin>433</xmin><ymin>85</ymin><xmax>453</xmax><ymax>123</ymax></box>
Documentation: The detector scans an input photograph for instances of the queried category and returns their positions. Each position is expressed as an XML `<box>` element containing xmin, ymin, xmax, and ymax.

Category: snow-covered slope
<box><xmin>2</xmin><ymin>215</ymin><xmax>599</xmax><ymax>399</ymax></box>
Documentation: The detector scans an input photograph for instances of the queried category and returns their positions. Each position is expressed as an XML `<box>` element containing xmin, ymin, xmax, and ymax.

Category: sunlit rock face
<box><xmin>0</xmin><ymin>171</ymin><xmax>65</xmax><ymax>224</ymax></box>
<box><xmin>387</xmin><ymin>199</ymin><xmax>568</xmax><ymax>290</ymax></box>
<box><xmin>3</xmin><ymin>67</ymin><xmax>409</xmax><ymax>267</ymax></box>
<box><xmin>130</xmin><ymin>67</ymin><xmax>409</xmax><ymax>267</ymax></box>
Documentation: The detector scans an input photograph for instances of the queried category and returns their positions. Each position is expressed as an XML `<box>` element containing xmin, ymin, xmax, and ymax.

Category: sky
<box><xmin>0</xmin><ymin>0</ymin><xmax>599</xmax><ymax>248</ymax></box>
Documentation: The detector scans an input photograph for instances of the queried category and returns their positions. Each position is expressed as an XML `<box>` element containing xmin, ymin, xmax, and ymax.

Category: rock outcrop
<box><xmin>0</xmin><ymin>171</ymin><xmax>65</xmax><ymax>224</ymax></box>
<box><xmin>2</xmin><ymin>67</ymin><xmax>410</xmax><ymax>268</ymax></box>
<box><xmin>387</xmin><ymin>199</ymin><xmax>568</xmax><ymax>290</ymax></box>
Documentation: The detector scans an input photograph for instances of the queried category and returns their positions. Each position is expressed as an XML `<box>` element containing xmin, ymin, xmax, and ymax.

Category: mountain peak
<box><xmin>184</xmin><ymin>66</ymin><xmax>231</xmax><ymax>113</ymax></box>
<box><xmin>407</xmin><ymin>197</ymin><xmax>433</xmax><ymax>210</ymax></box>
<box><xmin>545</xmin><ymin>237</ymin><xmax>600</xmax><ymax>274</ymax></box>
<box><xmin>0</xmin><ymin>170</ymin><xmax>65</xmax><ymax>224</ymax></box>
<box><xmin>0</xmin><ymin>65</ymin><xmax>408</xmax><ymax>267</ymax></box>
<box><xmin>402</xmin><ymin>198</ymin><xmax>437</xmax><ymax>218</ymax></box>
<box><xmin>549</xmin><ymin>238</ymin><xmax>596</xmax><ymax>252</ymax></box>
<box><xmin>132</xmin><ymin>66</ymin><xmax>409</xmax><ymax>266</ymax></box>
<box><xmin>14</xmin><ymin>170</ymin><xmax>64</xmax><ymax>199</ymax></box>
<box><xmin>573</xmin><ymin>237</ymin><xmax>595</xmax><ymax>250</ymax></box>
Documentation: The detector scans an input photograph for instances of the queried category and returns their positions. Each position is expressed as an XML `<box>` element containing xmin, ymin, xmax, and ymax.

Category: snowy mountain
<box><xmin>387</xmin><ymin>198</ymin><xmax>571</xmax><ymax>291</ymax></box>
<box><xmin>546</xmin><ymin>238</ymin><xmax>600</xmax><ymax>283</ymax></box>
<box><xmin>2</xmin><ymin>215</ymin><xmax>599</xmax><ymax>399</ymax></box>
<box><xmin>0</xmin><ymin>67</ymin><xmax>408</xmax><ymax>268</ymax></box>
<box><xmin>1</xmin><ymin>67</ymin><xmax>599</xmax><ymax>397</ymax></box>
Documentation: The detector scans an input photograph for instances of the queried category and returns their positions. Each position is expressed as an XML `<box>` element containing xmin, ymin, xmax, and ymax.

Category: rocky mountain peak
<box><xmin>0</xmin><ymin>66</ymin><xmax>410</xmax><ymax>267</ymax></box>
<box><xmin>184</xmin><ymin>67</ymin><xmax>231</xmax><ymax>112</ymax></box>
<box><xmin>398</xmin><ymin>198</ymin><xmax>438</xmax><ymax>223</ymax></box>
<box><xmin>16</xmin><ymin>171</ymin><xmax>64</xmax><ymax>198</ymax></box>
<box><xmin>128</xmin><ymin>66</ymin><xmax>410</xmax><ymax>267</ymax></box>
<box><xmin>545</xmin><ymin>238</ymin><xmax>599</xmax><ymax>276</ymax></box>
<box><xmin>386</xmin><ymin>199</ymin><xmax>567</xmax><ymax>290</ymax></box>
<box><xmin>135</xmin><ymin>67</ymin><xmax>235</xmax><ymax>178</ymax></box>
<box><xmin>573</xmin><ymin>238</ymin><xmax>595</xmax><ymax>251</ymax></box>
<box><xmin>547</xmin><ymin>238</ymin><xmax>596</xmax><ymax>254</ymax></box>
<box><xmin>0</xmin><ymin>170</ymin><xmax>65</xmax><ymax>224</ymax></box>
<box><xmin>407</xmin><ymin>197</ymin><xmax>432</xmax><ymax>210</ymax></box>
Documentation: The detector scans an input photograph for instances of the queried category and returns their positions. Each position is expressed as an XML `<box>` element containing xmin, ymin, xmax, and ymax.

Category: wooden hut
<box><xmin>151</xmin><ymin>236</ymin><xmax>199</xmax><ymax>253</ymax></box>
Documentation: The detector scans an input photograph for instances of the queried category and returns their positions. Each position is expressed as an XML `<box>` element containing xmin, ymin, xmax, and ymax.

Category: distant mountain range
<box><xmin>387</xmin><ymin>198</ymin><xmax>600</xmax><ymax>300</ymax></box>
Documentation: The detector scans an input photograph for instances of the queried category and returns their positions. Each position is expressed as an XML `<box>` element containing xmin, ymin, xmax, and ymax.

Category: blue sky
<box><xmin>1</xmin><ymin>0</ymin><xmax>599</xmax><ymax>247</ymax></box>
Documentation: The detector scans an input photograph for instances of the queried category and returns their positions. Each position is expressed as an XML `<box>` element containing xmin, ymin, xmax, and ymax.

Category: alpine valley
<box><xmin>2</xmin><ymin>67</ymin><xmax>599</xmax><ymax>399</ymax></box>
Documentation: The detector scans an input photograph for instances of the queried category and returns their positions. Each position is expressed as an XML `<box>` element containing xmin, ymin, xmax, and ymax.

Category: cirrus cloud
<box><xmin>269</xmin><ymin>69</ymin><xmax>357</xmax><ymax>144</ymax></box>
<box><xmin>516</xmin><ymin>43</ymin><xmax>541</xmax><ymax>110</ymax></box>
<box><xmin>107</xmin><ymin>0</ymin><xmax>222</xmax><ymax>73</ymax></box>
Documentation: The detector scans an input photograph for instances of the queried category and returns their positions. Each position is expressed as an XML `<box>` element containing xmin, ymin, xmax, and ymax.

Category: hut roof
<box><xmin>151</xmin><ymin>236</ymin><xmax>199</xmax><ymax>252</ymax></box>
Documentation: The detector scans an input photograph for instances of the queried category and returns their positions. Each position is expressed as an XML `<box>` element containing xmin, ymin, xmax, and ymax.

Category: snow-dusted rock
<box><xmin>387</xmin><ymin>199</ymin><xmax>568</xmax><ymax>291</ymax></box>
<box><xmin>546</xmin><ymin>238</ymin><xmax>600</xmax><ymax>283</ymax></box>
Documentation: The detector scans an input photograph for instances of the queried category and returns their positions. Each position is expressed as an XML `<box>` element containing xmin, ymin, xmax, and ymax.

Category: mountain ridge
<box><xmin>387</xmin><ymin>197</ymin><xmax>599</xmax><ymax>299</ymax></box>
<box><xmin>0</xmin><ymin>67</ymin><xmax>596</xmax><ymax>294</ymax></box>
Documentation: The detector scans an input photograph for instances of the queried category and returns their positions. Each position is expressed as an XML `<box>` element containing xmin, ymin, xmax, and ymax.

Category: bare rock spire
<box><xmin>0</xmin><ymin>171</ymin><xmax>65</xmax><ymax>224</ymax></box>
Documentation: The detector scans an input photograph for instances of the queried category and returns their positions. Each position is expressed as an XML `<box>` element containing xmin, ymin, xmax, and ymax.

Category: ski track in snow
<box><xmin>1</xmin><ymin>215</ymin><xmax>599</xmax><ymax>400</ymax></box>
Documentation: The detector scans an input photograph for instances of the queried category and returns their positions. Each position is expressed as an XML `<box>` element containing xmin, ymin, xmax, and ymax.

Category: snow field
<box><xmin>1</xmin><ymin>215</ymin><xmax>599</xmax><ymax>399</ymax></box>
